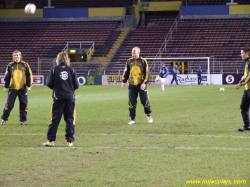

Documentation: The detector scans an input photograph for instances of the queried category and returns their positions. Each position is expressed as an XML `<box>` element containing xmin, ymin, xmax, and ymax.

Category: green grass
<box><xmin>0</xmin><ymin>85</ymin><xmax>250</xmax><ymax>186</ymax></box>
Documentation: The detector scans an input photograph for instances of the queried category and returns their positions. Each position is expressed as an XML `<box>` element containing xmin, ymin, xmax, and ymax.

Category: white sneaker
<box><xmin>67</xmin><ymin>142</ymin><xmax>73</xmax><ymax>147</ymax></box>
<box><xmin>147</xmin><ymin>116</ymin><xmax>153</xmax><ymax>123</ymax></box>
<box><xmin>128</xmin><ymin>120</ymin><xmax>136</xmax><ymax>125</ymax></box>
<box><xmin>43</xmin><ymin>141</ymin><xmax>55</xmax><ymax>146</ymax></box>
<box><xmin>1</xmin><ymin>120</ymin><xmax>6</xmax><ymax>125</ymax></box>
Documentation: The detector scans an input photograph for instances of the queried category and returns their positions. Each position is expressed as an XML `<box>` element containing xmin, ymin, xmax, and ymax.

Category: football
<box><xmin>24</xmin><ymin>3</ymin><xmax>36</xmax><ymax>15</ymax></box>
<box><xmin>220</xmin><ymin>87</ymin><xmax>225</xmax><ymax>92</ymax></box>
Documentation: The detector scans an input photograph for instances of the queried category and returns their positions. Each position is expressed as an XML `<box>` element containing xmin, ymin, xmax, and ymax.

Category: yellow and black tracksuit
<box><xmin>239</xmin><ymin>57</ymin><xmax>250</xmax><ymax>128</ymax></box>
<box><xmin>122</xmin><ymin>56</ymin><xmax>152</xmax><ymax>120</ymax></box>
<box><xmin>1</xmin><ymin>61</ymin><xmax>33</xmax><ymax>122</ymax></box>
<box><xmin>46</xmin><ymin>62</ymin><xmax>79</xmax><ymax>142</ymax></box>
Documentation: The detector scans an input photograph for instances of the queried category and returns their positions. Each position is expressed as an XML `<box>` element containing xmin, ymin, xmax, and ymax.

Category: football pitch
<box><xmin>0</xmin><ymin>85</ymin><xmax>249</xmax><ymax>186</ymax></box>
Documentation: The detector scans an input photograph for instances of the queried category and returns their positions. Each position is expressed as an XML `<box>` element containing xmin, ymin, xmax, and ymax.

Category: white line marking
<box><xmin>0</xmin><ymin>133</ymin><xmax>250</xmax><ymax>139</ymax></box>
<box><xmin>2</xmin><ymin>146</ymin><xmax>249</xmax><ymax>150</ymax></box>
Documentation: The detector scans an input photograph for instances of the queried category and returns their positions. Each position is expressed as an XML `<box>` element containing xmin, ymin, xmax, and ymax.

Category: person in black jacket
<box><xmin>44</xmin><ymin>52</ymin><xmax>79</xmax><ymax>147</ymax></box>
<box><xmin>1</xmin><ymin>50</ymin><xmax>33</xmax><ymax>126</ymax></box>
<box><xmin>121</xmin><ymin>47</ymin><xmax>153</xmax><ymax>125</ymax></box>
<box><xmin>235</xmin><ymin>45</ymin><xmax>250</xmax><ymax>132</ymax></box>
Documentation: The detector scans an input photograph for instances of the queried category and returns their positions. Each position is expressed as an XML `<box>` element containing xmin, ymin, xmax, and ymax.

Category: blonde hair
<box><xmin>12</xmin><ymin>50</ymin><xmax>22</xmax><ymax>61</ymax></box>
<box><xmin>56</xmin><ymin>52</ymin><xmax>70</xmax><ymax>65</ymax></box>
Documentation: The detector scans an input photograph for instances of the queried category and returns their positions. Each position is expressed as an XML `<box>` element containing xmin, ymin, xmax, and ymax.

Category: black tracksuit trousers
<box><xmin>128</xmin><ymin>84</ymin><xmax>152</xmax><ymax>120</ymax></box>
<box><xmin>197</xmin><ymin>75</ymin><xmax>202</xmax><ymax>85</ymax></box>
<box><xmin>240</xmin><ymin>90</ymin><xmax>250</xmax><ymax>128</ymax></box>
<box><xmin>1</xmin><ymin>89</ymin><xmax>28</xmax><ymax>121</ymax></box>
<box><xmin>47</xmin><ymin>99</ymin><xmax>76</xmax><ymax>142</ymax></box>
<box><xmin>171</xmin><ymin>73</ymin><xmax>179</xmax><ymax>85</ymax></box>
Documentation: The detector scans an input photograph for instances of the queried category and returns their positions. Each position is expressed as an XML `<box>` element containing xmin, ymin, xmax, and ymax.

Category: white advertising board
<box><xmin>102</xmin><ymin>74</ymin><xmax>222</xmax><ymax>85</ymax></box>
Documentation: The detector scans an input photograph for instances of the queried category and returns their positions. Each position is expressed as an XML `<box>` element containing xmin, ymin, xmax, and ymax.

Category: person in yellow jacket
<box><xmin>121</xmin><ymin>47</ymin><xmax>153</xmax><ymax>125</ymax></box>
<box><xmin>1</xmin><ymin>50</ymin><xmax>33</xmax><ymax>125</ymax></box>
<box><xmin>235</xmin><ymin>45</ymin><xmax>250</xmax><ymax>131</ymax></box>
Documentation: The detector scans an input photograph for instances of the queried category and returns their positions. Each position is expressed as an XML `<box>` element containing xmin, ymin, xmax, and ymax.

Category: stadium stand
<box><xmin>139</xmin><ymin>0</ymin><xmax>249</xmax><ymax>5</ymax></box>
<box><xmin>0</xmin><ymin>20</ymin><xmax>121</xmax><ymax>75</ymax></box>
<box><xmin>185</xmin><ymin>0</ymin><xmax>250</xmax><ymax>5</ymax></box>
<box><xmin>14</xmin><ymin>0</ymin><xmax>134</xmax><ymax>8</ymax></box>
<box><xmin>1</xmin><ymin>0</ymin><xmax>250</xmax><ymax>76</ymax></box>
<box><xmin>105</xmin><ymin>19</ymin><xmax>175</xmax><ymax>75</ymax></box>
<box><xmin>104</xmin><ymin>17</ymin><xmax>250</xmax><ymax>75</ymax></box>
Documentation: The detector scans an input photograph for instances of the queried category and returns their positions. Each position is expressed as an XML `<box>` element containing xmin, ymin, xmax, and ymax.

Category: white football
<box><xmin>220</xmin><ymin>87</ymin><xmax>225</xmax><ymax>92</ymax></box>
<box><xmin>24</xmin><ymin>3</ymin><xmax>36</xmax><ymax>15</ymax></box>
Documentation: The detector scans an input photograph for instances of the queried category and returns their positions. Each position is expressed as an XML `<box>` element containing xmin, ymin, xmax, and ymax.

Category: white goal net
<box><xmin>147</xmin><ymin>57</ymin><xmax>214</xmax><ymax>85</ymax></box>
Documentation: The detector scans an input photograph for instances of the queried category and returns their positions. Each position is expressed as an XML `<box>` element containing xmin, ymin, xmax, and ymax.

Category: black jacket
<box><xmin>47</xmin><ymin>62</ymin><xmax>79</xmax><ymax>100</ymax></box>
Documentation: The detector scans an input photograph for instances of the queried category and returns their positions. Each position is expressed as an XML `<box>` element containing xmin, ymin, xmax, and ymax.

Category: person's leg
<box><xmin>18</xmin><ymin>89</ymin><xmax>28</xmax><ymax>122</ymax></box>
<box><xmin>64</xmin><ymin>99</ymin><xmax>76</xmax><ymax>143</ymax></box>
<box><xmin>240</xmin><ymin>90</ymin><xmax>250</xmax><ymax>128</ymax></box>
<box><xmin>139</xmin><ymin>85</ymin><xmax>153</xmax><ymax>123</ymax></box>
<box><xmin>139</xmin><ymin>85</ymin><xmax>152</xmax><ymax>115</ymax></box>
<box><xmin>128</xmin><ymin>85</ymin><xmax>138</xmax><ymax>121</ymax></box>
<box><xmin>174</xmin><ymin>74</ymin><xmax>179</xmax><ymax>85</ymax></box>
<box><xmin>198</xmin><ymin>75</ymin><xmax>201</xmax><ymax>85</ymax></box>
<box><xmin>161</xmin><ymin>78</ymin><xmax>166</xmax><ymax>91</ymax></box>
<box><xmin>47</xmin><ymin>100</ymin><xmax>64</xmax><ymax>141</ymax></box>
<box><xmin>171</xmin><ymin>77</ymin><xmax>174</xmax><ymax>85</ymax></box>
<box><xmin>1</xmin><ymin>89</ymin><xmax>18</xmax><ymax>121</ymax></box>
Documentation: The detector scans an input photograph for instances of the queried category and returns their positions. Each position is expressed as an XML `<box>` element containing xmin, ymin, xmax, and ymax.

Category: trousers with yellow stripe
<box><xmin>47</xmin><ymin>98</ymin><xmax>76</xmax><ymax>142</ymax></box>
<box><xmin>128</xmin><ymin>84</ymin><xmax>152</xmax><ymax>120</ymax></box>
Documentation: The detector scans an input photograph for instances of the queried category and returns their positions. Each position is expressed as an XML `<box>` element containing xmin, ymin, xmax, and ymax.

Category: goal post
<box><xmin>146</xmin><ymin>57</ymin><xmax>212</xmax><ymax>85</ymax></box>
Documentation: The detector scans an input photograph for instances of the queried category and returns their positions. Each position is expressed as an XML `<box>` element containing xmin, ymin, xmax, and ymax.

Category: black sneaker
<box><xmin>238</xmin><ymin>126</ymin><xmax>250</xmax><ymax>132</ymax></box>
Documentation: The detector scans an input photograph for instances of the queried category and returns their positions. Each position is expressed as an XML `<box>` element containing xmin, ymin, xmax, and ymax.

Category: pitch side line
<box><xmin>1</xmin><ymin>133</ymin><xmax>250</xmax><ymax>139</ymax></box>
<box><xmin>96</xmin><ymin>147</ymin><xmax>250</xmax><ymax>150</ymax></box>
<box><xmin>11</xmin><ymin>146</ymin><xmax>250</xmax><ymax>150</ymax></box>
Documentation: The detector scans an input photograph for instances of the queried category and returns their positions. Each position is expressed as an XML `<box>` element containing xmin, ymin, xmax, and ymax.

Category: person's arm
<box><xmin>122</xmin><ymin>60</ymin><xmax>130</xmax><ymax>89</ymax></box>
<box><xmin>25</xmin><ymin>62</ymin><xmax>33</xmax><ymax>91</ymax></box>
<box><xmin>239</xmin><ymin>76</ymin><xmax>250</xmax><ymax>87</ymax></box>
<box><xmin>239</xmin><ymin>63</ymin><xmax>250</xmax><ymax>87</ymax></box>
<box><xmin>164</xmin><ymin>67</ymin><xmax>169</xmax><ymax>77</ymax></box>
<box><xmin>4</xmin><ymin>65</ymin><xmax>11</xmax><ymax>90</ymax></box>
<box><xmin>142</xmin><ymin>58</ymin><xmax>149</xmax><ymax>85</ymax></box>
<box><xmin>235</xmin><ymin>83</ymin><xmax>241</xmax><ymax>89</ymax></box>
<box><xmin>141</xmin><ymin>58</ymin><xmax>149</xmax><ymax>90</ymax></box>
<box><xmin>47</xmin><ymin>67</ymin><xmax>55</xmax><ymax>89</ymax></box>
<box><xmin>72</xmin><ymin>69</ymin><xmax>79</xmax><ymax>90</ymax></box>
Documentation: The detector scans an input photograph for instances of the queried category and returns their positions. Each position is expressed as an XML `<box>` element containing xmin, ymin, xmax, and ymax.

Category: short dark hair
<box><xmin>241</xmin><ymin>45</ymin><xmax>249</xmax><ymax>54</ymax></box>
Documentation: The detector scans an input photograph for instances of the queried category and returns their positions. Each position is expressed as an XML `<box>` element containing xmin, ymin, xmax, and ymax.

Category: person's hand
<box><xmin>235</xmin><ymin>83</ymin><xmax>241</xmax><ymax>89</ymax></box>
<box><xmin>27</xmin><ymin>87</ymin><xmax>31</xmax><ymax>92</ymax></box>
<box><xmin>140</xmin><ymin>83</ymin><xmax>146</xmax><ymax>90</ymax></box>
<box><xmin>3</xmin><ymin>88</ymin><xmax>8</xmax><ymax>93</ymax></box>
<box><xmin>121</xmin><ymin>83</ymin><xmax>126</xmax><ymax>89</ymax></box>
